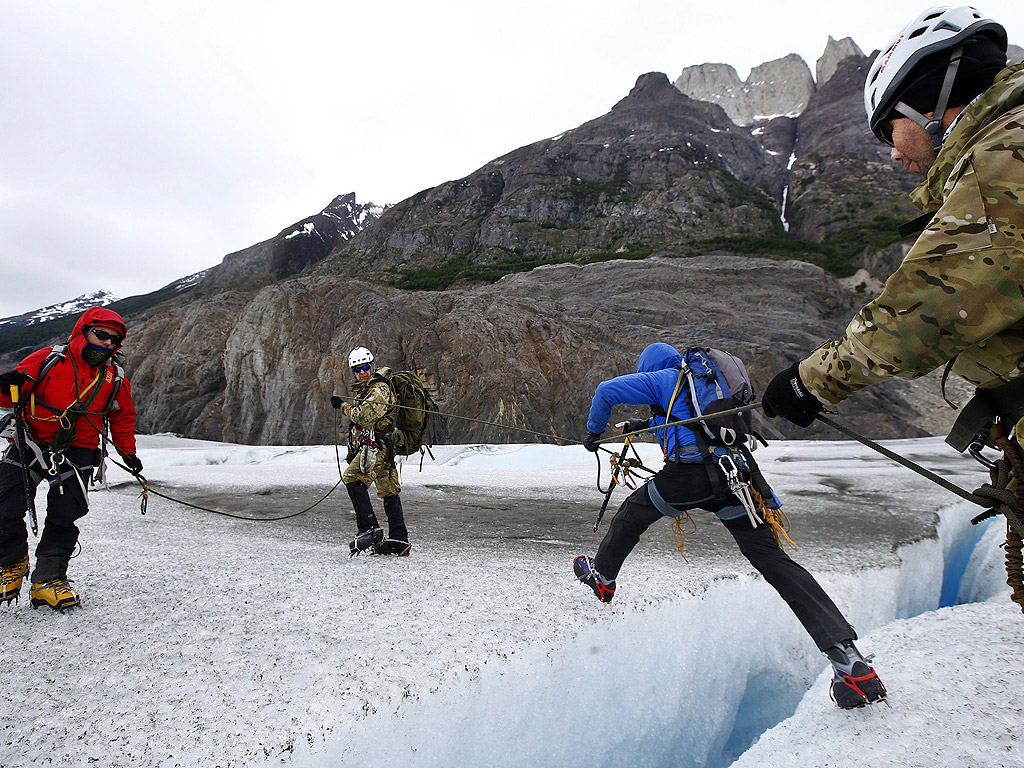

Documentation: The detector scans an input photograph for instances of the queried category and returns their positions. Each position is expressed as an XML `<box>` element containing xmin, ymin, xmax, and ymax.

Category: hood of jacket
<box><xmin>636</xmin><ymin>343</ymin><xmax>682</xmax><ymax>374</ymax></box>
<box><xmin>912</xmin><ymin>62</ymin><xmax>1024</xmax><ymax>210</ymax></box>
<box><xmin>69</xmin><ymin>306</ymin><xmax>128</xmax><ymax>364</ymax></box>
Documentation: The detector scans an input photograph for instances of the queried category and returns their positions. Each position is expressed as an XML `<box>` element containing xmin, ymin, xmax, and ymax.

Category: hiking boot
<box><xmin>349</xmin><ymin>527</ymin><xmax>385</xmax><ymax>556</ymax></box>
<box><xmin>1</xmin><ymin>556</ymin><xmax>30</xmax><ymax>605</ymax></box>
<box><xmin>30</xmin><ymin>579</ymin><xmax>80</xmax><ymax>610</ymax></box>
<box><xmin>370</xmin><ymin>539</ymin><xmax>412</xmax><ymax>556</ymax></box>
<box><xmin>573</xmin><ymin>555</ymin><xmax>616</xmax><ymax>603</ymax></box>
<box><xmin>826</xmin><ymin>640</ymin><xmax>887</xmax><ymax>709</ymax></box>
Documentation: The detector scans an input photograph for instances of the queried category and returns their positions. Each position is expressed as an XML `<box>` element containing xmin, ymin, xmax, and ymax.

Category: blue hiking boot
<box><xmin>573</xmin><ymin>556</ymin><xmax>616</xmax><ymax>603</ymax></box>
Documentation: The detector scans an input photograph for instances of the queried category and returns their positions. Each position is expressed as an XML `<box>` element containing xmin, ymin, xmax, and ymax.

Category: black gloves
<box><xmin>762</xmin><ymin>362</ymin><xmax>823</xmax><ymax>428</ymax></box>
<box><xmin>122</xmin><ymin>454</ymin><xmax>144</xmax><ymax>473</ymax></box>
<box><xmin>330</xmin><ymin>396</ymin><xmax>343</xmax><ymax>410</ymax></box>
<box><xmin>583</xmin><ymin>431</ymin><xmax>603</xmax><ymax>452</ymax></box>
<box><xmin>0</xmin><ymin>370</ymin><xmax>30</xmax><ymax>396</ymax></box>
<box><xmin>618</xmin><ymin>419</ymin><xmax>648</xmax><ymax>435</ymax></box>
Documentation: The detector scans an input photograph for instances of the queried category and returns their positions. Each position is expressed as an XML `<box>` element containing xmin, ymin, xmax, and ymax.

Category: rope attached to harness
<box><xmin>107</xmin><ymin>410</ymin><xmax>349</xmax><ymax>522</ymax></box>
<box><xmin>987</xmin><ymin>421</ymin><xmax>1024</xmax><ymax>613</ymax></box>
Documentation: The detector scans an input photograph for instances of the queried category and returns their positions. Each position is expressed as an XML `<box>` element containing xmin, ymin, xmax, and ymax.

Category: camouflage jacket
<box><xmin>801</xmin><ymin>63</ymin><xmax>1024</xmax><ymax>405</ymax></box>
<box><xmin>340</xmin><ymin>367</ymin><xmax>396</xmax><ymax>430</ymax></box>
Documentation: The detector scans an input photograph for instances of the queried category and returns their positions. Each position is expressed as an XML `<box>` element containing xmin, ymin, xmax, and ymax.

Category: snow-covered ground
<box><xmin>2</xmin><ymin>434</ymin><xmax>1021</xmax><ymax>767</ymax></box>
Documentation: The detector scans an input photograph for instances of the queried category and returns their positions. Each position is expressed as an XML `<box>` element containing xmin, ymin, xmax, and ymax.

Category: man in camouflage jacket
<box><xmin>330</xmin><ymin>347</ymin><xmax>410</xmax><ymax>556</ymax></box>
<box><xmin>764</xmin><ymin>20</ymin><xmax>1024</xmax><ymax>455</ymax></box>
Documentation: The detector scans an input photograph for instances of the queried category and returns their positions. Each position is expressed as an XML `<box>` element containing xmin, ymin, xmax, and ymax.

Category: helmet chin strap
<box><xmin>893</xmin><ymin>45</ymin><xmax>964</xmax><ymax>155</ymax></box>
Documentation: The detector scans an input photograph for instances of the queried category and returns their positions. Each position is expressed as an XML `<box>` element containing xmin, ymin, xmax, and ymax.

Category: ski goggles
<box><xmin>351</xmin><ymin>363</ymin><xmax>372</xmax><ymax>373</ymax></box>
<box><xmin>88</xmin><ymin>328</ymin><xmax>123</xmax><ymax>345</ymax></box>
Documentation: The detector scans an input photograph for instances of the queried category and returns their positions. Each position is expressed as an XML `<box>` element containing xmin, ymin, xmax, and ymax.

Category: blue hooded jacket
<box><xmin>587</xmin><ymin>343</ymin><xmax>702</xmax><ymax>461</ymax></box>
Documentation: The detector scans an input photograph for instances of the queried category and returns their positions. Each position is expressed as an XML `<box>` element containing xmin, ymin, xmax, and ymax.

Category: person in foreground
<box><xmin>575</xmin><ymin>343</ymin><xmax>886</xmax><ymax>709</ymax></box>
<box><xmin>763</xmin><ymin>7</ymin><xmax>1023</xmax><ymax>459</ymax></box>
<box><xmin>330</xmin><ymin>347</ymin><xmax>411</xmax><ymax>556</ymax></box>
<box><xmin>0</xmin><ymin>307</ymin><xmax>141</xmax><ymax>610</ymax></box>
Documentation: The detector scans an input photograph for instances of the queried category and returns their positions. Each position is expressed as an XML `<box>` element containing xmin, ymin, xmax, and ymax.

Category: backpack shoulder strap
<box><xmin>35</xmin><ymin>345</ymin><xmax>68</xmax><ymax>383</ymax></box>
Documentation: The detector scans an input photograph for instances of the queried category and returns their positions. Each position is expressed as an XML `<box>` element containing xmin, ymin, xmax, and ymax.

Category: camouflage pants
<box><xmin>343</xmin><ymin>447</ymin><xmax>400</xmax><ymax>498</ymax></box>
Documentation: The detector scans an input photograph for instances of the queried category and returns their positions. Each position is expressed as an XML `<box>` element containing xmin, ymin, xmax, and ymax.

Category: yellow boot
<box><xmin>30</xmin><ymin>579</ymin><xmax>80</xmax><ymax>610</ymax></box>
<box><xmin>0</xmin><ymin>556</ymin><xmax>29</xmax><ymax>605</ymax></box>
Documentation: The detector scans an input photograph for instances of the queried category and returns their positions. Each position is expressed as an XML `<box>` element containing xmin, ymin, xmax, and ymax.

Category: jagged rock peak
<box><xmin>615</xmin><ymin>71</ymin><xmax>691</xmax><ymax>108</ymax></box>
<box><xmin>816</xmin><ymin>36</ymin><xmax>864</xmax><ymax>87</ymax></box>
<box><xmin>674</xmin><ymin>54</ymin><xmax>813</xmax><ymax>126</ymax></box>
<box><xmin>1009</xmin><ymin>44</ymin><xmax>1024</xmax><ymax>66</ymax></box>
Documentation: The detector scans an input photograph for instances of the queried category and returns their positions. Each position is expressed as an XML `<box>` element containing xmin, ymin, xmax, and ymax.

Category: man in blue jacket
<box><xmin>576</xmin><ymin>343</ymin><xmax>886</xmax><ymax>709</ymax></box>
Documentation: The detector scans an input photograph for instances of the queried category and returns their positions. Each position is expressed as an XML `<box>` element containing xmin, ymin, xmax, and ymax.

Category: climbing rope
<box><xmin>987</xmin><ymin>420</ymin><xmax>1024</xmax><ymax>613</ymax></box>
<box><xmin>670</xmin><ymin>512</ymin><xmax>698</xmax><ymax>561</ymax></box>
<box><xmin>107</xmin><ymin>411</ymin><xmax>349</xmax><ymax>522</ymax></box>
<box><xmin>752</xmin><ymin>486</ymin><xmax>796</xmax><ymax>550</ymax></box>
<box><xmin>816</xmin><ymin>413</ymin><xmax>1024</xmax><ymax>538</ymax></box>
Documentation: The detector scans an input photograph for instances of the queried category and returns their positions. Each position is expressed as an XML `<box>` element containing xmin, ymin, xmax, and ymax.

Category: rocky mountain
<box><xmin>0</xmin><ymin>195</ymin><xmax>382</xmax><ymax>367</ymax></box>
<box><xmin>815</xmin><ymin>37</ymin><xmax>864</xmax><ymax>91</ymax></box>
<box><xmin>312</xmin><ymin>72</ymin><xmax>802</xmax><ymax>291</ymax></box>
<box><xmin>7</xmin><ymin>36</ymin><xmax>990</xmax><ymax>447</ymax></box>
<box><xmin>0</xmin><ymin>290</ymin><xmax>120</xmax><ymax>331</ymax></box>
<box><xmin>784</xmin><ymin>54</ymin><xmax>920</xmax><ymax>279</ymax></box>
<box><xmin>125</xmin><ymin>254</ymin><xmax>956</xmax><ymax>447</ymax></box>
<box><xmin>195</xmin><ymin>193</ymin><xmax>385</xmax><ymax>296</ymax></box>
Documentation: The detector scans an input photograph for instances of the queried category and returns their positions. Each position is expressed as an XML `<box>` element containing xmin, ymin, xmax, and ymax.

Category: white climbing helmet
<box><xmin>348</xmin><ymin>346</ymin><xmax>374</xmax><ymax>368</ymax></box>
<box><xmin>864</xmin><ymin>5</ymin><xmax>1006</xmax><ymax>148</ymax></box>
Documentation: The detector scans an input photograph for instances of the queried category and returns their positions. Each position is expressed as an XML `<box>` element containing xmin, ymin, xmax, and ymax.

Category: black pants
<box><xmin>0</xmin><ymin>445</ymin><xmax>94</xmax><ymax>582</ymax></box>
<box><xmin>594</xmin><ymin>461</ymin><xmax>855</xmax><ymax>652</ymax></box>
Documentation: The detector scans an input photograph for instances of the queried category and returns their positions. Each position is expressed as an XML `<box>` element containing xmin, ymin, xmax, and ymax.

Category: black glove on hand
<box><xmin>583</xmin><ymin>431</ymin><xmax>603</xmax><ymax>452</ymax></box>
<box><xmin>122</xmin><ymin>454</ymin><xmax>144</xmax><ymax>473</ymax></box>
<box><xmin>762</xmin><ymin>362</ymin><xmax>823</xmax><ymax>428</ymax></box>
<box><xmin>0</xmin><ymin>370</ymin><xmax>30</xmax><ymax>396</ymax></box>
<box><xmin>619</xmin><ymin>419</ymin><xmax>648</xmax><ymax>435</ymax></box>
<box><xmin>330</xmin><ymin>396</ymin><xmax>343</xmax><ymax>410</ymax></box>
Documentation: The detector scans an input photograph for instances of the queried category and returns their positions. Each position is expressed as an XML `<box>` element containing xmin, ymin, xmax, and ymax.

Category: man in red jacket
<box><xmin>0</xmin><ymin>307</ymin><xmax>141</xmax><ymax>609</ymax></box>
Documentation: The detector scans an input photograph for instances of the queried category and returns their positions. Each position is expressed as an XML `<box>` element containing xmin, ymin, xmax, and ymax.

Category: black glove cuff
<box><xmin>763</xmin><ymin>362</ymin><xmax>823</xmax><ymax>428</ymax></box>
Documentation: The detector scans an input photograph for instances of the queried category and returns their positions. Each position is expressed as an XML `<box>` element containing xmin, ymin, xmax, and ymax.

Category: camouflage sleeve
<box><xmin>800</xmin><ymin>153</ymin><xmax>1024</xmax><ymax>405</ymax></box>
<box><xmin>348</xmin><ymin>380</ymin><xmax>395</xmax><ymax>428</ymax></box>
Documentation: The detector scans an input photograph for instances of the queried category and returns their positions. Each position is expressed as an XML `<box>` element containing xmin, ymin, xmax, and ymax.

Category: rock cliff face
<box><xmin>815</xmin><ymin>37</ymin><xmax>864</xmax><ymax>89</ymax></box>
<box><xmin>785</xmin><ymin>55</ymin><xmax>920</xmax><ymax>249</ymax></box>
<box><xmin>675</xmin><ymin>55</ymin><xmax>815</xmax><ymax>126</ymax></box>
<box><xmin>125</xmin><ymin>254</ymin><xmax>942</xmax><ymax>447</ymax></box>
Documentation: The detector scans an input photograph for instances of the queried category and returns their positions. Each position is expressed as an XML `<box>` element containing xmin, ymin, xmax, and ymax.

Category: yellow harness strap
<box><xmin>661</xmin><ymin>369</ymin><xmax>686</xmax><ymax>460</ymax></box>
<box><xmin>30</xmin><ymin>370</ymin><xmax>103</xmax><ymax>427</ymax></box>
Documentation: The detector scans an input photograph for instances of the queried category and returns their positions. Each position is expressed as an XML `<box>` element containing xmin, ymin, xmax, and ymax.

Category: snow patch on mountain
<box><xmin>0</xmin><ymin>290</ymin><xmax>120</xmax><ymax>329</ymax></box>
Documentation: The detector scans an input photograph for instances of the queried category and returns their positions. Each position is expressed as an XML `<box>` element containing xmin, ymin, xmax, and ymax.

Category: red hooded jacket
<box><xmin>0</xmin><ymin>307</ymin><xmax>137</xmax><ymax>454</ymax></box>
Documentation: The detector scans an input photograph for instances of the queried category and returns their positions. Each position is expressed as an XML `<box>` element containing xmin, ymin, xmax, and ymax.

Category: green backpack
<box><xmin>387</xmin><ymin>370</ymin><xmax>438</xmax><ymax>457</ymax></box>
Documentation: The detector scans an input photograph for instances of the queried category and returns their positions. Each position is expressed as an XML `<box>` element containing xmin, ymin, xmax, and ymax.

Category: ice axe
<box><xmin>9</xmin><ymin>385</ymin><xmax>39</xmax><ymax>536</ymax></box>
<box><xmin>593</xmin><ymin>426</ymin><xmax>640</xmax><ymax>532</ymax></box>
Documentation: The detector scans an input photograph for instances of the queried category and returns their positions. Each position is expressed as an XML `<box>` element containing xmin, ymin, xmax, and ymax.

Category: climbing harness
<box><xmin>593</xmin><ymin>431</ymin><xmax>654</xmax><ymax>532</ymax></box>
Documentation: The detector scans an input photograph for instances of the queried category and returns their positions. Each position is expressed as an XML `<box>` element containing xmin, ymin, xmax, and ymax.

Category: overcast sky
<box><xmin>2</xmin><ymin>0</ymin><xmax>1022</xmax><ymax>318</ymax></box>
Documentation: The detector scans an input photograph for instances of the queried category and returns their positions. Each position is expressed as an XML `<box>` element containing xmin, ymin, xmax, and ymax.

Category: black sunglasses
<box><xmin>351</xmin><ymin>363</ymin><xmax>372</xmax><ymax>373</ymax></box>
<box><xmin>89</xmin><ymin>328</ymin><xmax>122</xmax><ymax>344</ymax></box>
<box><xmin>877</xmin><ymin>119</ymin><xmax>895</xmax><ymax>147</ymax></box>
